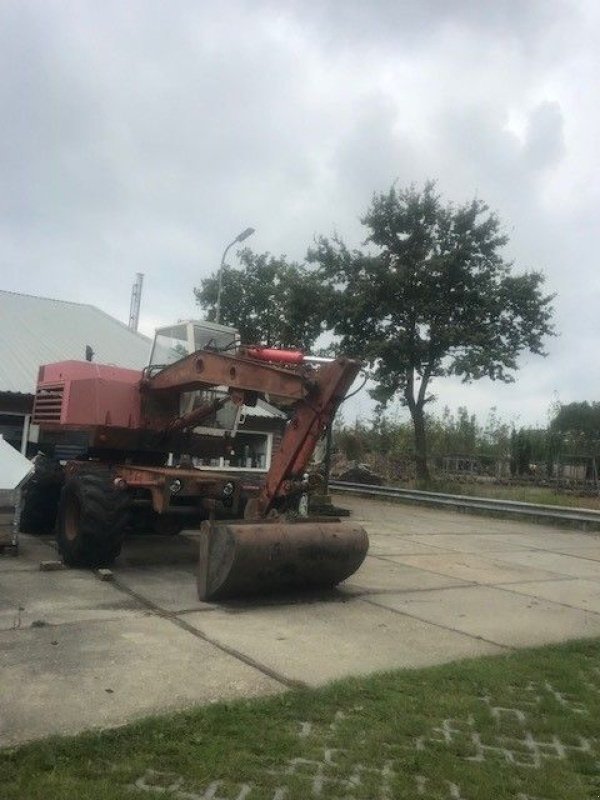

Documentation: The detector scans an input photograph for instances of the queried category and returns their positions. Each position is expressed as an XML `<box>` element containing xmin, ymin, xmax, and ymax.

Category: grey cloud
<box><xmin>280</xmin><ymin>0</ymin><xmax>577</xmax><ymax>49</ymax></box>
<box><xmin>328</xmin><ymin>95</ymin><xmax>419</xmax><ymax>215</ymax></box>
<box><xmin>0</xmin><ymin>3</ymin><xmax>324</xmax><ymax>291</ymax></box>
<box><xmin>524</xmin><ymin>101</ymin><xmax>566</xmax><ymax>170</ymax></box>
<box><xmin>434</xmin><ymin>105</ymin><xmax>526</xmax><ymax>193</ymax></box>
<box><xmin>0</xmin><ymin>0</ymin><xmax>597</xmax><ymax>428</ymax></box>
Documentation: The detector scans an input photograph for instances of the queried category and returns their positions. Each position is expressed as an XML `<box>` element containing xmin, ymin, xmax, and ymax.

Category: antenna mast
<box><xmin>128</xmin><ymin>272</ymin><xmax>144</xmax><ymax>332</ymax></box>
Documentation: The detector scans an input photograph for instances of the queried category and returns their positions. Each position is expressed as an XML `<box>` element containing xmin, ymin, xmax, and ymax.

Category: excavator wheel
<box><xmin>19</xmin><ymin>454</ymin><xmax>64</xmax><ymax>535</ymax></box>
<box><xmin>56</xmin><ymin>472</ymin><xmax>131</xmax><ymax>568</ymax></box>
<box><xmin>197</xmin><ymin>519</ymin><xmax>369</xmax><ymax>600</ymax></box>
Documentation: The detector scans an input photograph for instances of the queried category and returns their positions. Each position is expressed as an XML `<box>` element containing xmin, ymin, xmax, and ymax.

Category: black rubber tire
<box><xmin>56</xmin><ymin>472</ymin><xmax>131</xmax><ymax>567</ymax></box>
<box><xmin>19</xmin><ymin>455</ymin><xmax>64</xmax><ymax>534</ymax></box>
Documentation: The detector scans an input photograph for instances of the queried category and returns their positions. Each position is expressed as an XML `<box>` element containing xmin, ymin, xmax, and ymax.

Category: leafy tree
<box><xmin>335</xmin><ymin>418</ymin><xmax>371</xmax><ymax>462</ymax></box>
<box><xmin>309</xmin><ymin>182</ymin><xmax>555</xmax><ymax>480</ymax></box>
<box><xmin>195</xmin><ymin>249</ymin><xmax>324</xmax><ymax>350</ymax></box>
<box><xmin>509</xmin><ymin>427</ymin><xmax>549</xmax><ymax>475</ymax></box>
<box><xmin>550</xmin><ymin>401</ymin><xmax>600</xmax><ymax>441</ymax></box>
<box><xmin>481</xmin><ymin>406</ymin><xmax>512</xmax><ymax>458</ymax></box>
<box><xmin>510</xmin><ymin>429</ymin><xmax>533</xmax><ymax>476</ymax></box>
<box><xmin>550</xmin><ymin>401</ymin><xmax>600</xmax><ymax>455</ymax></box>
<box><xmin>427</xmin><ymin>406</ymin><xmax>480</xmax><ymax>456</ymax></box>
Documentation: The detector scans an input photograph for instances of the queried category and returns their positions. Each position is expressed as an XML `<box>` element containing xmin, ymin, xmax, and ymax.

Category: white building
<box><xmin>0</xmin><ymin>291</ymin><xmax>284</xmax><ymax>468</ymax></box>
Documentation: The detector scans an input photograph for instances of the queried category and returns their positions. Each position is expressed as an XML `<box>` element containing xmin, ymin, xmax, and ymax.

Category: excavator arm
<box><xmin>145</xmin><ymin>347</ymin><xmax>362</xmax><ymax>516</ymax></box>
<box><xmin>254</xmin><ymin>356</ymin><xmax>360</xmax><ymax>516</ymax></box>
<box><xmin>144</xmin><ymin>344</ymin><xmax>368</xmax><ymax>601</ymax></box>
<box><xmin>145</xmin><ymin>348</ymin><xmax>310</xmax><ymax>401</ymax></box>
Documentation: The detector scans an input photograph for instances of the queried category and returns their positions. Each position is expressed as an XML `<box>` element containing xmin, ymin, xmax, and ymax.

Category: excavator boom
<box><xmin>144</xmin><ymin>345</ymin><xmax>369</xmax><ymax>600</ymax></box>
<box><xmin>144</xmin><ymin>348</ymin><xmax>361</xmax><ymax>515</ymax></box>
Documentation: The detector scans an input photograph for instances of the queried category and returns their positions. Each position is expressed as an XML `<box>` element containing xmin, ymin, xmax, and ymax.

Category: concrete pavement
<box><xmin>2</xmin><ymin>495</ymin><xmax>600</xmax><ymax>747</ymax></box>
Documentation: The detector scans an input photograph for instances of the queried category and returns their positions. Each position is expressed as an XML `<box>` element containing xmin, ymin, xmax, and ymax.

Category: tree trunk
<box><xmin>411</xmin><ymin>403</ymin><xmax>430</xmax><ymax>481</ymax></box>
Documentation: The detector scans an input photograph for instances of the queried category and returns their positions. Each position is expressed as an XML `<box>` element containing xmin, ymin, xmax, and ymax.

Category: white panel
<box><xmin>0</xmin><ymin>435</ymin><xmax>33</xmax><ymax>490</ymax></box>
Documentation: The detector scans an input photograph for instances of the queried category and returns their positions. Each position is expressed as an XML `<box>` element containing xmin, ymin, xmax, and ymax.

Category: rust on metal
<box><xmin>254</xmin><ymin>357</ymin><xmax>362</xmax><ymax>516</ymax></box>
<box><xmin>197</xmin><ymin>519</ymin><xmax>369</xmax><ymax>600</ymax></box>
<box><xmin>144</xmin><ymin>349</ymin><xmax>311</xmax><ymax>400</ymax></box>
<box><xmin>117</xmin><ymin>465</ymin><xmax>238</xmax><ymax>514</ymax></box>
<box><xmin>65</xmin><ymin>463</ymin><xmax>238</xmax><ymax>515</ymax></box>
<box><xmin>167</xmin><ymin>397</ymin><xmax>227</xmax><ymax>432</ymax></box>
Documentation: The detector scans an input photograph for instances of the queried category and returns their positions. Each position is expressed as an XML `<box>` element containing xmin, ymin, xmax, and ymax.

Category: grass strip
<box><xmin>417</xmin><ymin>480</ymin><xmax>600</xmax><ymax>511</ymax></box>
<box><xmin>2</xmin><ymin>638</ymin><xmax>600</xmax><ymax>799</ymax></box>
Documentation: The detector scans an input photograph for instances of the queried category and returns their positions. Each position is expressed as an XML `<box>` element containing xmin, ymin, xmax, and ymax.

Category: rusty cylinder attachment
<box><xmin>197</xmin><ymin>520</ymin><xmax>369</xmax><ymax>600</ymax></box>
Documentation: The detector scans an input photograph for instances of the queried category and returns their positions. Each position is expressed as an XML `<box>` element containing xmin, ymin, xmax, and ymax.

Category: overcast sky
<box><xmin>1</xmin><ymin>1</ymin><xmax>598</xmax><ymax>428</ymax></box>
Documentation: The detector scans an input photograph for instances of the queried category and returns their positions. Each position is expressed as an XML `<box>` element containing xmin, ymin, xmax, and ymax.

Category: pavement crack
<box><xmin>490</xmin><ymin>582</ymin><xmax>600</xmax><ymax>616</ymax></box>
<box><xmin>541</xmin><ymin>548</ymin><xmax>600</xmax><ymax>564</ymax></box>
<box><xmin>111</xmin><ymin>577</ymin><xmax>303</xmax><ymax>691</ymax></box>
<box><xmin>489</xmin><ymin>576</ymin><xmax>576</xmax><ymax>587</ymax></box>
<box><xmin>359</xmin><ymin>596</ymin><xmax>514</xmax><ymax>652</ymax></box>
<box><xmin>347</xmin><ymin>583</ymin><xmax>473</xmax><ymax>597</ymax></box>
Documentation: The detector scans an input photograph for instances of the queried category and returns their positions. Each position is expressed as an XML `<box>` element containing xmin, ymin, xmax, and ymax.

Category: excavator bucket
<box><xmin>197</xmin><ymin>519</ymin><xmax>369</xmax><ymax>601</ymax></box>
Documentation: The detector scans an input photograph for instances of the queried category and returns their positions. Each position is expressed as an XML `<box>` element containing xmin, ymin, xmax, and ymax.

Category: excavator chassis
<box><xmin>31</xmin><ymin>335</ymin><xmax>371</xmax><ymax>600</ymax></box>
<box><xmin>52</xmin><ymin>462</ymin><xmax>369</xmax><ymax>599</ymax></box>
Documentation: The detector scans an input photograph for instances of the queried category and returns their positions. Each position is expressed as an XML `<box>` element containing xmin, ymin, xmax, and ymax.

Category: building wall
<box><xmin>0</xmin><ymin>393</ymin><xmax>35</xmax><ymax>456</ymax></box>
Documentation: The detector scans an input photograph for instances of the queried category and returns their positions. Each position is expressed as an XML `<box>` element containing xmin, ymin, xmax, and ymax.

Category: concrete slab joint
<box><xmin>1</xmin><ymin>496</ymin><xmax>600</xmax><ymax>748</ymax></box>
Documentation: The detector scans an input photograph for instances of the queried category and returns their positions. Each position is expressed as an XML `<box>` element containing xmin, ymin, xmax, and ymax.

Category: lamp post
<box><xmin>215</xmin><ymin>226</ymin><xmax>255</xmax><ymax>324</ymax></box>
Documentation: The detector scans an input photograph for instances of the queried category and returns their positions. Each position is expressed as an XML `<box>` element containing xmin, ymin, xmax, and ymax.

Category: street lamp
<box><xmin>215</xmin><ymin>226</ymin><xmax>255</xmax><ymax>324</ymax></box>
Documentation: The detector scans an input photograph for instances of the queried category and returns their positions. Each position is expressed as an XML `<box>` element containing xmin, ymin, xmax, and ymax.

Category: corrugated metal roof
<box><xmin>0</xmin><ymin>290</ymin><xmax>152</xmax><ymax>395</ymax></box>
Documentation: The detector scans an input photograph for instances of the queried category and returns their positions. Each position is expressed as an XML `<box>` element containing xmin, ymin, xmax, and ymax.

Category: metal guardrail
<box><xmin>329</xmin><ymin>480</ymin><xmax>600</xmax><ymax>531</ymax></box>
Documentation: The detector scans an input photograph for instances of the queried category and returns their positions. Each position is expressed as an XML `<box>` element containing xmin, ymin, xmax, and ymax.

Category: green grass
<box><xmin>3</xmin><ymin>640</ymin><xmax>600</xmax><ymax>799</ymax></box>
<box><xmin>416</xmin><ymin>478</ymin><xmax>600</xmax><ymax>510</ymax></box>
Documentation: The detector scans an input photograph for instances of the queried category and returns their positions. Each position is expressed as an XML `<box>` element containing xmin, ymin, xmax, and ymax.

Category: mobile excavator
<box><xmin>21</xmin><ymin>321</ymin><xmax>369</xmax><ymax>599</ymax></box>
